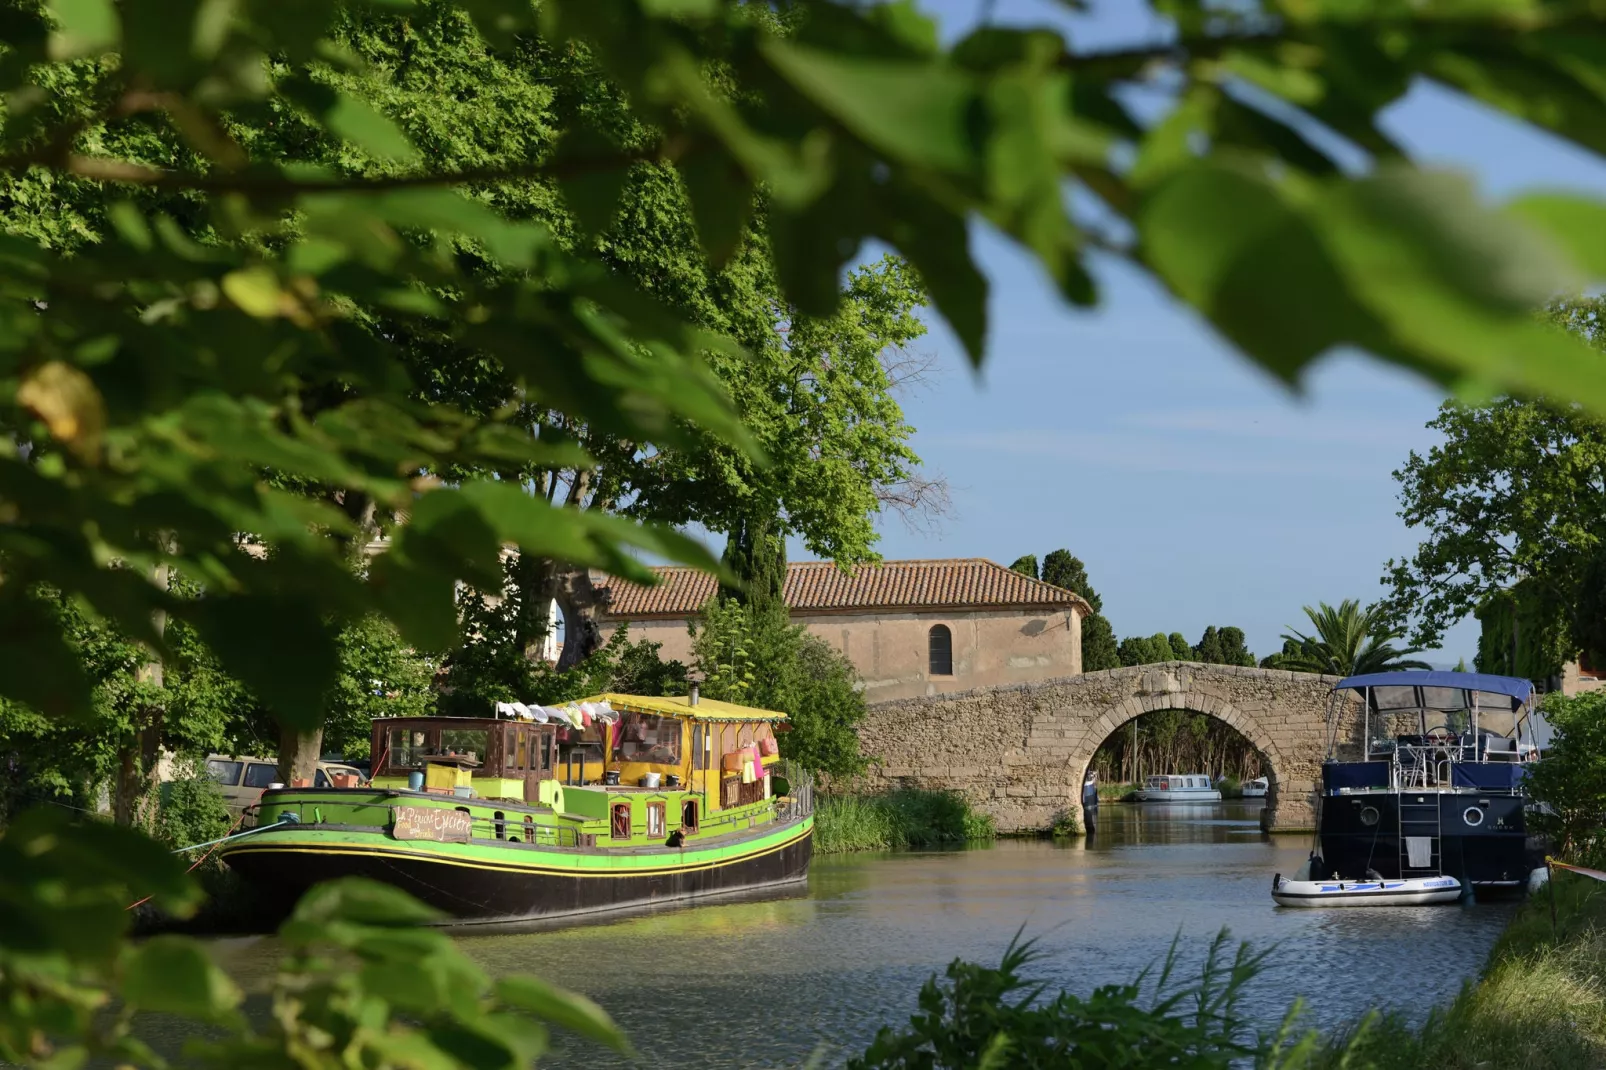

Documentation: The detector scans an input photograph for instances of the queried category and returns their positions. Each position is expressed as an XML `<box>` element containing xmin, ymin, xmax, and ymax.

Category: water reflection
<box><xmin>187</xmin><ymin>800</ymin><xmax>1514</xmax><ymax>1069</ymax></box>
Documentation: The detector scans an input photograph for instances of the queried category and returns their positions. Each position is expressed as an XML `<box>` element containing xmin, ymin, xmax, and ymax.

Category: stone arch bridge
<box><xmin>857</xmin><ymin>662</ymin><xmax>1341</xmax><ymax>833</ymax></box>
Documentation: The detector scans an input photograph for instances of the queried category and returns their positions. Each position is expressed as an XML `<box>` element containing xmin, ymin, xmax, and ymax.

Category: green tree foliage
<box><xmin>1041</xmin><ymin>551</ymin><xmax>1101</xmax><ymax>613</ymax></box>
<box><xmin>1275</xmin><ymin>601</ymin><xmax>1431</xmax><ymax>677</ymax></box>
<box><xmin>1194</xmin><ymin>626</ymin><xmax>1256</xmax><ymax>667</ymax></box>
<box><xmin>1474</xmin><ymin>581</ymin><xmax>1572</xmax><ymax>681</ymax></box>
<box><xmin>440</xmin><ymin>562</ymin><xmax>685</xmax><ymax>714</ymax></box>
<box><xmin>691</xmin><ymin>598</ymin><xmax>866</xmax><ymax>780</ymax></box>
<box><xmin>1081</xmin><ymin>615</ymin><xmax>1122</xmax><ymax>673</ymax></box>
<box><xmin>1387</xmin><ymin>298</ymin><xmax>1606</xmax><ymax>656</ymax></box>
<box><xmin>719</xmin><ymin>515</ymin><xmax>788</xmax><ymax>610</ymax></box>
<box><xmin>1522</xmin><ymin>690</ymin><xmax>1606</xmax><ymax>861</ymax></box>
<box><xmin>1009</xmin><ymin>555</ymin><xmax>1039</xmax><ymax>579</ymax></box>
<box><xmin>1015</xmin><ymin>549</ymin><xmax>1120</xmax><ymax>670</ymax></box>
<box><xmin>1117</xmin><ymin>632</ymin><xmax>1196</xmax><ymax>666</ymax></box>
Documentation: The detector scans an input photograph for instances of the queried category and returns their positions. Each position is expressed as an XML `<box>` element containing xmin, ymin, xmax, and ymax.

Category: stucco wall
<box><xmin>856</xmin><ymin>662</ymin><xmax>1340</xmax><ymax>834</ymax></box>
<box><xmin>602</xmin><ymin>606</ymin><xmax>1082</xmax><ymax>703</ymax></box>
<box><xmin>1560</xmin><ymin>660</ymin><xmax>1606</xmax><ymax>697</ymax></box>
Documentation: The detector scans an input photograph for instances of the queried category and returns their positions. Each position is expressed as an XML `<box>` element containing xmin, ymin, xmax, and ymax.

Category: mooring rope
<box><xmin>125</xmin><ymin>808</ymin><xmax>294</xmax><ymax>911</ymax></box>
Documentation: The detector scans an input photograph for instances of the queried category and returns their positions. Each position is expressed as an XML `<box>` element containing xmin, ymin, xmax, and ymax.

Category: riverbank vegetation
<box><xmin>814</xmin><ymin>791</ymin><xmax>997</xmax><ymax>854</ymax></box>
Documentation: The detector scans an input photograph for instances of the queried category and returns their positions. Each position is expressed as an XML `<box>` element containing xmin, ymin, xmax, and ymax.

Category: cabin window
<box><xmin>647</xmin><ymin>803</ymin><xmax>665</xmax><ymax>839</ymax></box>
<box><xmin>928</xmin><ymin>625</ymin><xmax>954</xmax><ymax>676</ymax></box>
<box><xmin>514</xmin><ymin>730</ymin><xmax>530</xmax><ymax>772</ymax></box>
<box><xmin>616</xmin><ymin>713</ymin><xmax>681</xmax><ymax>764</ymax></box>
<box><xmin>541</xmin><ymin>730</ymin><xmax>553</xmax><ymax>771</ymax></box>
<box><xmin>692</xmin><ymin>726</ymin><xmax>705</xmax><ymax>771</ymax></box>
<box><xmin>205</xmin><ymin>759</ymin><xmax>243</xmax><ymax>787</ymax></box>
<box><xmin>611</xmin><ymin>802</ymin><xmax>632</xmax><ymax>841</ymax></box>
<box><xmin>524</xmin><ymin>815</ymin><xmax>536</xmax><ymax>842</ymax></box>
<box><xmin>682</xmin><ymin>799</ymin><xmax>699</xmax><ymax>834</ymax></box>
<box><xmin>388</xmin><ymin>727</ymin><xmax>431</xmax><ymax>770</ymax></box>
<box><xmin>494</xmin><ymin>810</ymin><xmax>506</xmax><ymax>840</ymax></box>
<box><xmin>440</xmin><ymin>729</ymin><xmax>487</xmax><ymax>763</ymax></box>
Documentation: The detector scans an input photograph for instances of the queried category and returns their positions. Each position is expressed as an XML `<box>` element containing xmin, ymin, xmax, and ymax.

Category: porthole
<box><xmin>1463</xmin><ymin>806</ymin><xmax>1485</xmax><ymax>828</ymax></box>
<box><xmin>1359</xmin><ymin>806</ymin><xmax>1380</xmax><ymax>827</ymax></box>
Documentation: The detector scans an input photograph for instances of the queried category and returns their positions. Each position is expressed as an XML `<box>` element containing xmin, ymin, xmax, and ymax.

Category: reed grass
<box><xmin>814</xmin><ymin>789</ymin><xmax>997</xmax><ymax>854</ymax></box>
<box><xmin>1319</xmin><ymin>872</ymin><xmax>1606</xmax><ymax>1070</ymax></box>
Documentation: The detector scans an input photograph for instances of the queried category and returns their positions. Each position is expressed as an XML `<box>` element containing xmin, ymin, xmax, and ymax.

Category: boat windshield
<box><xmin>1328</xmin><ymin>671</ymin><xmax>1538</xmax><ymax>763</ymax></box>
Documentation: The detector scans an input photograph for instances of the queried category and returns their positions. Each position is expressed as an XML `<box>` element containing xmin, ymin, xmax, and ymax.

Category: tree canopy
<box><xmin>1271</xmin><ymin>600</ymin><xmax>1430</xmax><ymax>677</ymax></box>
<box><xmin>1385</xmin><ymin>299</ymin><xmax>1606</xmax><ymax>659</ymax></box>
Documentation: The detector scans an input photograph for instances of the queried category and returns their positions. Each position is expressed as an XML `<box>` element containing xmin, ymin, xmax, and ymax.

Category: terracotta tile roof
<box><xmin>596</xmin><ymin>558</ymin><xmax>1090</xmax><ymax>618</ymax></box>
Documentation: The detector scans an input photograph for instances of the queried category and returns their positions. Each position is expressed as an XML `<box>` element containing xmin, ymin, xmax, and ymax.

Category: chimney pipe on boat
<box><xmin>689</xmin><ymin>682</ymin><xmax>700</xmax><ymax>706</ymax></box>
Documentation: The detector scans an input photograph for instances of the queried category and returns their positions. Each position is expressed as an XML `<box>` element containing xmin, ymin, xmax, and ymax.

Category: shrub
<box><xmin>815</xmin><ymin>790</ymin><xmax>995</xmax><ymax>854</ymax></box>
<box><xmin>153</xmin><ymin>770</ymin><xmax>232</xmax><ymax>869</ymax></box>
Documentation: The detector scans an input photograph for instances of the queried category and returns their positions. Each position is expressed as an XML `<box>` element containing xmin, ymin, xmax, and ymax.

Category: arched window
<box><xmin>928</xmin><ymin>624</ymin><xmax>954</xmax><ymax>676</ymax></box>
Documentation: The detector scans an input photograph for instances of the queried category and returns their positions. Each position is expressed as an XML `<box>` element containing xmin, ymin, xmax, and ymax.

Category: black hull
<box><xmin>225</xmin><ymin>827</ymin><xmax>814</xmax><ymax>925</ymax></box>
<box><xmin>1319</xmin><ymin>792</ymin><xmax>1531</xmax><ymax>886</ymax></box>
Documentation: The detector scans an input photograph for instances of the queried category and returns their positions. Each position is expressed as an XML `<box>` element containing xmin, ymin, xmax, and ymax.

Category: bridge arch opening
<box><xmin>1088</xmin><ymin>706</ymin><xmax>1270</xmax><ymax>794</ymax></box>
<box><xmin>1068</xmin><ymin>685</ymin><xmax>1296</xmax><ymax>832</ymax></box>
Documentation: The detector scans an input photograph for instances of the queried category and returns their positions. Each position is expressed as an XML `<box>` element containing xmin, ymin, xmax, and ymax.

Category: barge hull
<box><xmin>222</xmin><ymin>820</ymin><xmax>813</xmax><ymax>924</ymax></box>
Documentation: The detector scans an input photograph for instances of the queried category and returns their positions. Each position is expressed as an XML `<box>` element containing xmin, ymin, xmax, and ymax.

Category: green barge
<box><xmin>219</xmin><ymin>693</ymin><xmax>814</xmax><ymax>924</ymax></box>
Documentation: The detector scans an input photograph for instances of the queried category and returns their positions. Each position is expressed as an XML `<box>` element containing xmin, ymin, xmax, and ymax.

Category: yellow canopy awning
<box><xmin>582</xmin><ymin>692</ymin><xmax>787</xmax><ymax>723</ymax></box>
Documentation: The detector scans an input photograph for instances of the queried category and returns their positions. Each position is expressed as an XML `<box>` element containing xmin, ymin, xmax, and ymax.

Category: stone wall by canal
<box><xmin>856</xmin><ymin>661</ymin><xmax>1344</xmax><ymax>833</ymax></box>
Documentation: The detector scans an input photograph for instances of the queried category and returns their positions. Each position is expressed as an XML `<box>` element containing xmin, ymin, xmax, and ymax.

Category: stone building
<box><xmin>595</xmin><ymin>558</ymin><xmax>1091</xmax><ymax>703</ymax></box>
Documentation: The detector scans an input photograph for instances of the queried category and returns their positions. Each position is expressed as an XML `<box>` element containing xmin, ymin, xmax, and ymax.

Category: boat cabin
<box><xmin>1322</xmin><ymin>671</ymin><xmax>1542</xmax><ymax>795</ymax></box>
<box><xmin>1146</xmin><ymin>775</ymin><xmax>1212</xmax><ymax>792</ymax></box>
<box><xmin>367</xmin><ymin>693</ymin><xmax>787</xmax><ymax>816</ymax></box>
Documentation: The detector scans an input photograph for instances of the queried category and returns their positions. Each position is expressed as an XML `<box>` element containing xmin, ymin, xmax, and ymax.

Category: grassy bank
<box><xmin>814</xmin><ymin>789</ymin><xmax>997</xmax><ymax>854</ymax></box>
<box><xmin>1320</xmin><ymin>869</ymin><xmax>1606</xmax><ymax>1069</ymax></box>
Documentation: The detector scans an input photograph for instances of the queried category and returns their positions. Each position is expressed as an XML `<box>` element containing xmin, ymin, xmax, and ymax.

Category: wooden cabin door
<box><xmin>524</xmin><ymin>726</ymin><xmax>553</xmax><ymax>803</ymax></box>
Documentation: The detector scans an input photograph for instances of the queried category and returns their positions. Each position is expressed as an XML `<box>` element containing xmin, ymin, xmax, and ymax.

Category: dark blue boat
<box><xmin>1314</xmin><ymin>671</ymin><xmax>1546</xmax><ymax>890</ymax></box>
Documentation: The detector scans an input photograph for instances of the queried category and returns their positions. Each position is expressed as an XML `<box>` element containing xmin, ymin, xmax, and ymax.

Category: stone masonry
<box><xmin>856</xmin><ymin>661</ymin><xmax>1342</xmax><ymax>833</ymax></box>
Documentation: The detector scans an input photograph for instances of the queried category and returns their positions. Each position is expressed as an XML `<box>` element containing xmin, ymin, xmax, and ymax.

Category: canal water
<box><xmin>210</xmin><ymin>800</ymin><xmax>1516</xmax><ymax>1067</ymax></box>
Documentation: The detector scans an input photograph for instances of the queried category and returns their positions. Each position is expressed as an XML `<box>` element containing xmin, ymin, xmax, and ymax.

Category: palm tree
<box><xmin>1276</xmin><ymin>600</ymin><xmax>1433</xmax><ymax>677</ymax></box>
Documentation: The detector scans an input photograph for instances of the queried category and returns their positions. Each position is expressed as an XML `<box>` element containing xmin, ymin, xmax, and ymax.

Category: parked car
<box><xmin>203</xmin><ymin>754</ymin><xmax>365</xmax><ymax>814</ymax></box>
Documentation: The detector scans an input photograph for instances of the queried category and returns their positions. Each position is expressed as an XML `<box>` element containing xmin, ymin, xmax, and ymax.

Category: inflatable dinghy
<box><xmin>1271</xmin><ymin>873</ymin><xmax>1461</xmax><ymax>907</ymax></box>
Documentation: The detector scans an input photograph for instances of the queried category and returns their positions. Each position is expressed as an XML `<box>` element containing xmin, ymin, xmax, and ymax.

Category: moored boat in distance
<box><xmin>1271</xmin><ymin>873</ymin><xmax>1462</xmax><ymax>907</ymax></box>
<box><xmin>1240</xmin><ymin>776</ymin><xmax>1268</xmax><ymax>798</ymax></box>
<box><xmin>220</xmin><ymin>692</ymin><xmax>813</xmax><ymax>925</ymax></box>
<box><xmin>1134</xmin><ymin>774</ymin><xmax>1222</xmax><ymax>802</ymax></box>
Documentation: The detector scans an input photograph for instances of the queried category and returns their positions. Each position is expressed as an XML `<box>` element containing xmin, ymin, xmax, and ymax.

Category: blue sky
<box><xmin>831</xmin><ymin>0</ymin><xmax>1606</xmax><ymax>665</ymax></box>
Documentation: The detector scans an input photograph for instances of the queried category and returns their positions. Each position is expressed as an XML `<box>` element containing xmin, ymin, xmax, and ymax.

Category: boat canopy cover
<box><xmin>580</xmin><ymin>692</ymin><xmax>788</xmax><ymax>723</ymax></box>
<box><xmin>1333</xmin><ymin>671</ymin><xmax>1533</xmax><ymax>706</ymax></box>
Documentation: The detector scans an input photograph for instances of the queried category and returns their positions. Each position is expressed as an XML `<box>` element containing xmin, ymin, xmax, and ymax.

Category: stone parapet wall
<box><xmin>857</xmin><ymin>661</ymin><xmax>1341</xmax><ymax>834</ymax></box>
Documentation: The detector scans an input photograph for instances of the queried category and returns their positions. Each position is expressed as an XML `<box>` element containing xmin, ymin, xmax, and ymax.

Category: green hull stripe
<box><xmin>221</xmin><ymin>817</ymin><xmax>812</xmax><ymax>878</ymax></box>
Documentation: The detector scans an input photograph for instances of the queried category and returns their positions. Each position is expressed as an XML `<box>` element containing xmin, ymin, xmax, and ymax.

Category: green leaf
<box><xmin>121</xmin><ymin>936</ymin><xmax>243</xmax><ymax>1022</ymax></box>
<box><xmin>187</xmin><ymin>593</ymin><xmax>339</xmax><ymax>729</ymax></box>
<box><xmin>325</xmin><ymin>92</ymin><xmax>420</xmax><ymax>163</ymax></box>
<box><xmin>1139</xmin><ymin>159</ymin><xmax>1385</xmax><ymax>381</ymax></box>
<box><xmin>0</xmin><ymin>595</ymin><xmax>92</xmax><ymax>718</ymax></box>
<box><xmin>221</xmin><ymin>267</ymin><xmax>283</xmax><ymax>317</ymax></box>
<box><xmin>760</xmin><ymin>40</ymin><xmax>979</xmax><ymax>176</ymax></box>
<box><xmin>47</xmin><ymin>0</ymin><xmax>117</xmax><ymax>58</ymax></box>
<box><xmin>678</xmin><ymin>151</ymin><xmax>755</xmax><ymax>267</ymax></box>
<box><xmin>1506</xmin><ymin>192</ymin><xmax>1606</xmax><ymax>279</ymax></box>
<box><xmin>496</xmin><ymin>975</ymin><xmax>632</xmax><ymax>1054</ymax></box>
